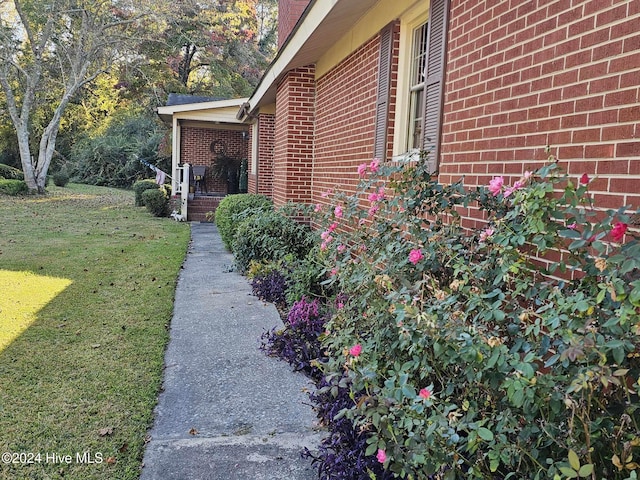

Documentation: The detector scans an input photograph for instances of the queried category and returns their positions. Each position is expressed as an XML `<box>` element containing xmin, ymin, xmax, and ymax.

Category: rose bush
<box><xmin>311</xmin><ymin>151</ymin><xmax>639</xmax><ymax>479</ymax></box>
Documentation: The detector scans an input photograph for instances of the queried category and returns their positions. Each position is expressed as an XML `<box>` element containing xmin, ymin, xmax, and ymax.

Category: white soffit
<box><xmin>246</xmin><ymin>0</ymin><xmax>381</xmax><ymax>113</ymax></box>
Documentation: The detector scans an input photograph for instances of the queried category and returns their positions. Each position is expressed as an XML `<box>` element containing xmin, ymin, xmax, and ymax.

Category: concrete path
<box><xmin>140</xmin><ymin>223</ymin><xmax>322</xmax><ymax>480</ymax></box>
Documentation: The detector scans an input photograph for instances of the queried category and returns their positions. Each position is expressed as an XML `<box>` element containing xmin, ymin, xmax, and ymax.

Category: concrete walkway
<box><xmin>140</xmin><ymin>223</ymin><xmax>322</xmax><ymax>480</ymax></box>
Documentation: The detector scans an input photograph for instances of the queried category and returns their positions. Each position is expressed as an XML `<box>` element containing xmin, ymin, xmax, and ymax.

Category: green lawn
<box><xmin>0</xmin><ymin>184</ymin><xmax>190</xmax><ymax>479</ymax></box>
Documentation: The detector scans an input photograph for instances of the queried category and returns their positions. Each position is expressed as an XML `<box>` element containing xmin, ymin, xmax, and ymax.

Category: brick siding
<box><xmin>180</xmin><ymin>126</ymin><xmax>249</xmax><ymax>195</ymax></box>
<box><xmin>313</xmin><ymin>25</ymin><xmax>400</xmax><ymax>208</ymax></box>
<box><xmin>251</xmin><ymin>113</ymin><xmax>275</xmax><ymax>196</ymax></box>
<box><xmin>441</xmin><ymin>0</ymin><xmax>640</xmax><ymax>228</ymax></box>
<box><xmin>273</xmin><ymin>66</ymin><xmax>316</xmax><ymax>206</ymax></box>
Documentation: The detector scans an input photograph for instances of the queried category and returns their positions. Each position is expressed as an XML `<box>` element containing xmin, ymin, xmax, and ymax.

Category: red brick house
<box><xmin>163</xmin><ymin>0</ymin><xmax>639</xmax><ymax>223</ymax></box>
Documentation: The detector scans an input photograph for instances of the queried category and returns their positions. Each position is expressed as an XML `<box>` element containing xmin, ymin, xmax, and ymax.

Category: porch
<box><xmin>157</xmin><ymin>95</ymin><xmax>250</xmax><ymax>222</ymax></box>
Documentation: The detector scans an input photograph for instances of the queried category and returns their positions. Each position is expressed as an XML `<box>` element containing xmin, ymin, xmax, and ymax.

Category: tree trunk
<box><xmin>15</xmin><ymin>128</ymin><xmax>38</xmax><ymax>193</ymax></box>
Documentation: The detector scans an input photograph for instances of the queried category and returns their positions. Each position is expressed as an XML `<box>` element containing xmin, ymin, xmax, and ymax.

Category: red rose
<box><xmin>610</xmin><ymin>222</ymin><xmax>628</xmax><ymax>242</ymax></box>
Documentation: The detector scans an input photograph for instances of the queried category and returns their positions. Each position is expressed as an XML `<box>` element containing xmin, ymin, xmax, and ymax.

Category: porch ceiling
<box><xmin>245</xmin><ymin>0</ymin><xmax>380</xmax><ymax>115</ymax></box>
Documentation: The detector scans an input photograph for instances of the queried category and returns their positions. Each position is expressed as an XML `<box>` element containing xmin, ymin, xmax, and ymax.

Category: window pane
<box><xmin>407</xmin><ymin>22</ymin><xmax>427</xmax><ymax>150</ymax></box>
<box><xmin>412</xmin><ymin>23</ymin><xmax>428</xmax><ymax>87</ymax></box>
<box><xmin>410</xmin><ymin>88</ymin><xmax>424</xmax><ymax>150</ymax></box>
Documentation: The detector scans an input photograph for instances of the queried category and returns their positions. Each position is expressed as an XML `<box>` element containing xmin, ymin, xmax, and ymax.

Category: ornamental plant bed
<box><xmin>261</xmin><ymin>151</ymin><xmax>639</xmax><ymax>480</ymax></box>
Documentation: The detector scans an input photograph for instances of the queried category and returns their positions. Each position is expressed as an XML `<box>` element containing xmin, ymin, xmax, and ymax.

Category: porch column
<box><xmin>171</xmin><ymin>117</ymin><xmax>182</xmax><ymax>194</ymax></box>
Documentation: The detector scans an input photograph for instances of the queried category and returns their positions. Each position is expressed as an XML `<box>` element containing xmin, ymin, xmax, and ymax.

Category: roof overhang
<box><xmin>157</xmin><ymin>98</ymin><xmax>249</xmax><ymax>124</ymax></box>
<box><xmin>240</xmin><ymin>0</ymin><xmax>380</xmax><ymax>119</ymax></box>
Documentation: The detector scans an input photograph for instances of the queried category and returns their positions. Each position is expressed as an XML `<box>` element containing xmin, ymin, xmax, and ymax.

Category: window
<box><xmin>393</xmin><ymin>0</ymin><xmax>449</xmax><ymax>172</ymax></box>
<box><xmin>408</xmin><ymin>22</ymin><xmax>427</xmax><ymax>151</ymax></box>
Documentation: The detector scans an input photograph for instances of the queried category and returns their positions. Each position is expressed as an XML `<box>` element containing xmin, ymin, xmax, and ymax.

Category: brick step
<box><xmin>187</xmin><ymin>196</ymin><xmax>223</xmax><ymax>222</ymax></box>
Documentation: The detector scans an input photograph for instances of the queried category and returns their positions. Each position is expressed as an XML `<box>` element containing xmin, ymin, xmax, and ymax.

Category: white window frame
<box><xmin>408</xmin><ymin>22</ymin><xmax>428</xmax><ymax>151</ymax></box>
<box><xmin>392</xmin><ymin>6</ymin><xmax>428</xmax><ymax>158</ymax></box>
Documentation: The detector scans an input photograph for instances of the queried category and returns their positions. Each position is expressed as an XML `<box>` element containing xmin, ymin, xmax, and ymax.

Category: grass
<box><xmin>0</xmin><ymin>184</ymin><xmax>190</xmax><ymax>479</ymax></box>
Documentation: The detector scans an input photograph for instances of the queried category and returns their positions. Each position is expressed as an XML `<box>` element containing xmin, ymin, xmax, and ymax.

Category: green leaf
<box><xmin>365</xmin><ymin>442</ymin><xmax>378</xmax><ymax>456</ymax></box>
<box><xmin>568</xmin><ymin>449</ymin><xmax>580</xmax><ymax>471</ymax></box>
<box><xmin>630</xmin><ymin>287</ymin><xmax>640</xmax><ymax>307</ymax></box>
<box><xmin>578</xmin><ymin>464</ymin><xmax>594</xmax><ymax>477</ymax></box>
<box><xmin>568</xmin><ymin>239</ymin><xmax>587</xmax><ymax>250</ymax></box>
<box><xmin>511</xmin><ymin>388</ymin><xmax>524</xmax><ymax>407</ymax></box>
<box><xmin>613</xmin><ymin>347</ymin><xmax>625</xmax><ymax>365</ymax></box>
<box><xmin>477</xmin><ymin>427</ymin><xmax>494</xmax><ymax>441</ymax></box>
<box><xmin>559</xmin><ymin>229</ymin><xmax>582</xmax><ymax>239</ymax></box>
<box><xmin>559</xmin><ymin>467</ymin><xmax>578</xmax><ymax>479</ymax></box>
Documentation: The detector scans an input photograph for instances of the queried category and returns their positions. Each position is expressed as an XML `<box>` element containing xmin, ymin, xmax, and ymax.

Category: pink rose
<box><xmin>503</xmin><ymin>180</ymin><xmax>525</xmax><ymax>198</ymax></box>
<box><xmin>334</xmin><ymin>206</ymin><xmax>343</xmax><ymax>218</ymax></box>
<box><xmin>479</xmin><ymin>228</ymin><xmax>494</xmax><ymax>242</ymax></box>
<box><xmin>369</xmin><ymin>158</ymin><xmax>380</xmax><ymax>173</ymax></box>
<box><xmin>610</xmin><ymin>222</ymin><xmax>628</xmax><ymax>242</ymax></box>
<box><xmin>314</xmin><ymin>203</ymin><xmax>322</xmax><ymax>212</ymax></box>
<box><xmin>408</xmin><ymin>248</ymin><xmax>423</xmax><ymax>265</ymax></box>
<box><xmin>357</xmin><ymin>163</ymin><xmax>368</xmax><ymax>177</ymax></box>
<box><xmin>376</xmin><ymin>449</ymin><xmax>387</xmax><ymax>463</ymax></box>
<box><xmin>419</xmin><ymin>388</ymin><xmax>432</xmax><ymax>400</ymax></box>
<box><xmin>349</xmin><ymin>344</ymin><xmax>362</xmax><ymax>357</ymax></box>
<box><xmin>567</xmin><ymin>222</ymin><xmax>577</xmax><ymax>230</ymax></box>
<box><xmin>488</xmin><ymin>176</ymin><xmax>504</xmax><ymax>196</ymax></box>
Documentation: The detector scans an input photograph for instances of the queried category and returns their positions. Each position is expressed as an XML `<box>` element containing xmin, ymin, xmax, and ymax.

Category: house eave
<box><xmin>240</xmin><ymin>0</ymin><xmax>380</xmax><ymax>119</ymax></box>
<box><xmin>158</xmin><ymin>98</ymin><xmax>249</xmax><ymax>123</ymax></box>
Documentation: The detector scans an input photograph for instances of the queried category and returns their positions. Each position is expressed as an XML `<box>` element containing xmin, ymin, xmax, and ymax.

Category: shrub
<box><xmin>251</xmin><ymin>269</ymin><xmax>289</xmax><ymax>306</ymax></box>
<box><xmin>141</xmin><ymin>187</ymin><xmax>169</xmax><ymax>217</ymax></box>
<box><xmin>284</xmin><ymin>248</ymin><xmax>331</xmax><ymax>307</ymax></box>
<box><xmin>260</xmin><ymin>297</ymin><xmax>327</xmax><ymax>379</ymax></box>
<box><xmin>133</xmin><ymin>179</ymin><xmax>159</xmax><ymax>207</ymax></box>
<box><xmin>69</xmin><ymin>112</ymin><xmax>169</xmax><ymax>188</ymax></box>
<box><xmin>311</xmin><ymin>153</ymin><xmax>640</xmax><ymax>479</ymax></box>
<box><xmin>52</xmin><ymin>171</ymin><xmax>70</xmax><ymax>187</ymax></box>
<box><xmin>233</xmin><ymin>210</ymin><xmax>314</xmax><ymax>273</ymax></box>
<box><xmin>304</xmin><ymin>377</ymin><xmax>394</xmax><ymax>480</ymax></box>
<box><xmin>0</xmin><ymin>163</ymin><xmax>24</xmax><ymax>180</ymax></box>
<box><xmin>212</xmin><ymin>194</ymin><xmax>273</xmax><ymax>250</ymax></box>
<box><xmin>0</xmin><ymin>179</ymin><xmax>28</xmax><ymax>196</ymax></box>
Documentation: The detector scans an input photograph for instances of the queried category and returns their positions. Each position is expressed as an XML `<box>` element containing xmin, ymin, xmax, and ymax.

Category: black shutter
<box><xmin>422</xmin><ymin>0</ymin><xmax>450</xmax><ymax>172</ymax></box>
<box><xmin>374</xmin><ymin>23</ymin><xmax>395</xmax><ymax>161</ymax></box>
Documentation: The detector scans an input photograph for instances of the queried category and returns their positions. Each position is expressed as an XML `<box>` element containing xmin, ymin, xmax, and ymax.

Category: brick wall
<box><xmin>278</xmin><ymin>0</ymin><xmax>311</xmax><ymax>48</ymax></box>
<box><xmin>257</xmin><ymin>113</ymin><xmax>275</xmax><ymax>196</ymax></box>
<box><xmin>441</xmin><ymin>0</ymin><xmax>640</xmax><ymax>227</ymax></box>
<box><xmin>273</xmin><ymin>66</ymin><xmax>316</xmax><ymax>206</ymax></box>
<box><xmin>313</xmin><ymin>25</ymin><xmax>400</xmax><ymax>207</ymax></box>
<box><xmin>181</xmin><ymin>126</ymin><xmax>249</xmax><ymax>195</ymax></box>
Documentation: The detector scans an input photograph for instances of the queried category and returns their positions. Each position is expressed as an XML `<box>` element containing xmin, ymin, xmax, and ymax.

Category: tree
<box><xmin>0</xmin><ymin>0</ymin><xmax>155</xmax><ymax>193</ymax></box>
<box><xmin>157</xmin><ymin>0</ymin><xmax>277</xmax><ymax>97</ymax></box>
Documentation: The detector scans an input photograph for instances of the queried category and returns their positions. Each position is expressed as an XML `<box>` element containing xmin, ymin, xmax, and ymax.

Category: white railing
<box><xmin>175</xmin><ymin>163</ymin><xmax>190</xmax><ymax>219</ymax></box>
